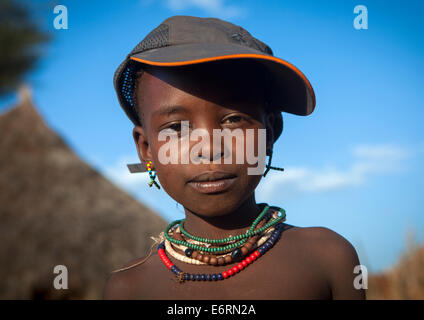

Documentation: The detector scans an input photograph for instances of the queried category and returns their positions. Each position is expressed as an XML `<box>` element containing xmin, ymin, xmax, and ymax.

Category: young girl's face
<box><xmin>133</xmin><ymin>61</ymin><xmax>275</xmax><ymax>217</ymax></box>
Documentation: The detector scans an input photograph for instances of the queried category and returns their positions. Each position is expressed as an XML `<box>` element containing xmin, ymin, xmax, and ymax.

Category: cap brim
<box><xmin>130</xmin><ymin>42</ymin><xmax>315</xmax><ymax>116</ymax></box>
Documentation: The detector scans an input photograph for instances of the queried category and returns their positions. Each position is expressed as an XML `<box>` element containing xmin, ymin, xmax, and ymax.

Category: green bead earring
<box><xmin>146</xmin><ymin>160</ymin><xmax>160</xmax><ymax>189</ymax></box>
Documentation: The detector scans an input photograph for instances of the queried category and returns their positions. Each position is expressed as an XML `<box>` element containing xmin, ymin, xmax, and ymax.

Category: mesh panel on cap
<box><xmin>131</xmin><ymin>24</ymin><xmax>169</xmax><ymax>55</ymax></box>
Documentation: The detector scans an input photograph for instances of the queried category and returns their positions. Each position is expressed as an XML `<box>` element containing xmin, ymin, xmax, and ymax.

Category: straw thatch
<box><xmin>0</xmin><ymin>87</ymin><xmax>167</xmax><ymax>299</ymax></box>
<box><xmin>367</xmin><ymin>241</ymin><xmax>424</xmax><ymax>299</ymax></box>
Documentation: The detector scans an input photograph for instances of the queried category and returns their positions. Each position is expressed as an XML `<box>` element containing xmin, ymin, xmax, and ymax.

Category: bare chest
<box><xmin>131</xmin><ymin>244</ymin><xmax>330</xmax><ymax>299</ymax></box>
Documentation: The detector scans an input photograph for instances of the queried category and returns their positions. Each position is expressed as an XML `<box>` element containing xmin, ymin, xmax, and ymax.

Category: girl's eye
<box><xmin>168</xmin><ymin>122</ymin><xmax>182</xmax><ymax>131</ymax></box>
<box><xmin>222</xmin><ymin>115</ymin><xmax>244</xmax><ymax>124</ymax></box>
<box><xmin>161</xmin><ymin>121</ymin><xmax>190</xmax><ymax>136</ymax></box>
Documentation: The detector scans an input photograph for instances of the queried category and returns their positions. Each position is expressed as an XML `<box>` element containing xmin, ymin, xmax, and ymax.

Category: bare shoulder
<box><xmin>284</xmin><ymin>224</ymin><xmax>355</xmax><ymax>247</ymax></box>
<box><xmin>282</xmin><ymin>224</ymin><xmax>360</xmax><ymax>268</ymax></box>
<box><xmin>103</xmin><ymin>253</ymin><xmax>157</xmax><ymax>300</ymax></box>
<box><xmin>280</xmin><ymin>224</ymin><xmax>365</xmax><ymax>299</ymax></box>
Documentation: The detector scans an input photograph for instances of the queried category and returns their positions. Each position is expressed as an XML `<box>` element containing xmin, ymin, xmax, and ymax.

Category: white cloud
<box><xmin>163</xmin><ymin>0</ymin><xmax>247</xmax><ymax>19</ymax></box>
<box><xmin>257</xmin><ymin>143</ymin><xmax>412</xmax><ymax>200</ymax></box>
<box><xmin>352</xmin><ymin>144</ymin><xmax>410</xmax><ymax>161</ymax></box>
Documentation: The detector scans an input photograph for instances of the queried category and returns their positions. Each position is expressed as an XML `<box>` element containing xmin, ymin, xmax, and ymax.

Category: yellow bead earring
<box><xmin>146</xmin><ymin>160</ymin><xmax>160</xmax><ymax>189</ymax></box>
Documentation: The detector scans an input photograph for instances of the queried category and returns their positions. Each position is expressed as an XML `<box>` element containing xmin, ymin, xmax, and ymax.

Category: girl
<box><xmin>105</xmin><ymin>15</ymin><xmax>365</xmax><ymax>300</ymax></box>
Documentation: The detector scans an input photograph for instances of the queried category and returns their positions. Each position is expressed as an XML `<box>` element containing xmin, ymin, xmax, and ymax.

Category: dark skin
<box><xmin>104</xmin><ymin>61</ymin><xmax>366</xmax><ymax>300</ymax></box>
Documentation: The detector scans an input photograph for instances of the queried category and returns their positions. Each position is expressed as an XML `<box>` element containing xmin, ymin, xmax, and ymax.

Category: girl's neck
<box><xmin>182</xmin><ymin>196</ymin><xmax>265</xmax><ymax>239</ymax></box>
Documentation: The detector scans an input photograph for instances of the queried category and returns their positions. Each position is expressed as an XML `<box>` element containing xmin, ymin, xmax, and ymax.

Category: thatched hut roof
<box><xmin>0</xmin><ymin>87</ymin><xmax>167</xmax><ymax>299</ymax></box>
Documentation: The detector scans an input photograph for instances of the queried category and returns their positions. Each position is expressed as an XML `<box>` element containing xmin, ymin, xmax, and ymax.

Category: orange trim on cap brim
<box><xmin>130</xmin><ymin>54</ymin><xmax>316</xmax><ymax>107</ymax></box>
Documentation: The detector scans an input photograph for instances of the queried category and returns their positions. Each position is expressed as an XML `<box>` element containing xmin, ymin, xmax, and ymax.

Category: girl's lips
<box><xmin>187</xmin><ymin>177</ymin><xmax>237</xmax><ymax>194</ymax></box>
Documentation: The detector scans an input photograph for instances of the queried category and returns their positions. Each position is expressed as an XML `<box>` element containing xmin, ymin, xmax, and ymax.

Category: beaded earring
<box><xmin>263</xmin><ymin>149</ymin><xmax>284</xmax><ymax>177</ymax></box>
<box><xmin>146</xmin><ymin>160</ymin><xmax>160</xmax><ymax>189</ymax></box>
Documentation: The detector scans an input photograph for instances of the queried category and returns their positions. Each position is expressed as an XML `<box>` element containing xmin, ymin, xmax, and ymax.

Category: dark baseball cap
<box><xmin>114</xmin><ymin>15</ymin><xmax>316</xmax><ymax>171</ymax></box>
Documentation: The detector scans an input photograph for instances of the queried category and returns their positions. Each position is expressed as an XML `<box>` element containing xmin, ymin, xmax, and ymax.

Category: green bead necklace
<box><xmin>180</xmin><ymin>205</ymin><xmax>286</xmax><ymax>244</ymax></box>
<box><xmin>164</xmin><ymin>220</ymin><xmax>249</xmax><ymax>253</ymax></box>
<box><xmin>163</xmin><ymin>204</ymin><xmax>286</xmax><ymax>254</ymax></box>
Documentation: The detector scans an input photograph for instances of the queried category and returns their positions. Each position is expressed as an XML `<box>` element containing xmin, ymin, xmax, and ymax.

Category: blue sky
<box><xmin>2</xmin><ymin>0</ymin><xmax>424</xmax><ymax>273</ymax></box>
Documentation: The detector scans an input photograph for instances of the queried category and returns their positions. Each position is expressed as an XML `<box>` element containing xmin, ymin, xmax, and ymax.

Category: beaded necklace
<box><xmin>166</xmin><ymin>225</ymin><xmax>275</xmax><ymax>265</ymax></box>
<box><xmin>157</xmin><ymin>204</ymin><xmax>286</xmax><ymax>283</ymax></box>
<box><xmin>169</xmin><ymin>213</ymin><xmax>276</xmax><ymax>265</ymax></box>
<box><xmin>158</xmin><ymin>222</ymin><xmax>284</xmax><ymax>282</ymax></box>
<box><xmin>164</xmin><ymin>205</ymin><xmax>285</xmax><ymax>254</ymax></box>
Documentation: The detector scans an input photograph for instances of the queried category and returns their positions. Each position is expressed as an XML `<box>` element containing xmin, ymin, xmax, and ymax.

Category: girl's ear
<box><xmin>133</xmin><ymin>126</ymin><xmax>152</xmax><ymax>162</ymax></box>
<box><xmin>265</xmin><ymin>112</ymin><xmax>275</xmax><ymax>155</ymax></box>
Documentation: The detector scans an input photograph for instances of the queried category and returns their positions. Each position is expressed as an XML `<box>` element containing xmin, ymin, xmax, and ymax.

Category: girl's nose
<box><xmin>190</xmin><ymin>119</ymin><xmax>238</xmax><ymax>163</ymax></box>
<box><xmin>194</xmin><ymin>128</ymin><xmax>225</xmax><ymax>162</ymax></box>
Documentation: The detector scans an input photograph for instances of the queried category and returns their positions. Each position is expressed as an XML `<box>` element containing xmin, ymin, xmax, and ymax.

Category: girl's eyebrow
<box><xmin>152</xmin><ymin>105</ymin><xmax>190</xmax><ymax>117</ymax></box>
